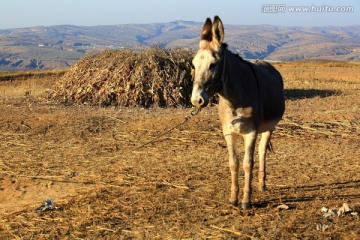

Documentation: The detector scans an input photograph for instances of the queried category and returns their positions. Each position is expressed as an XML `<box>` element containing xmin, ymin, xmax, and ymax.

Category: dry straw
<box><xmin>51</xmin><ymin>47</ymin><xmax>194</xmax><ymax>107</ymax></box>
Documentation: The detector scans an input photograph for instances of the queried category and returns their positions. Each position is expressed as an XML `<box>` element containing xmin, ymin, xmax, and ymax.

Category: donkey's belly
<box><xmin>258</xmin><ymin>119</ymin><xmax>281</xmax><ymax>133</ymax></box>
<box><xmin>230</xmin><ymin>117</ymin><xmax>280</xmax><ymax>134</ymax></box>
<box><xmin>229</xmin><ymin>116</ymin><xmax>254</xmax><ymax>134</ymax></box>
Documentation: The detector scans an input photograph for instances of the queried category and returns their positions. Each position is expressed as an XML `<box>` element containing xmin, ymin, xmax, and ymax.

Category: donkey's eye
<box><xmin>209</xmin><ymin>63</ymin><xmax>216</xmax><ymax>70</ymax></box>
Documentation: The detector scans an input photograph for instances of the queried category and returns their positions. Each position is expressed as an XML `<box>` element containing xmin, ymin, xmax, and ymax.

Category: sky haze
<box><xmin>0</xmin><ymin>0</ymin><xmax>359</xmax><ymax>29</ymax></box>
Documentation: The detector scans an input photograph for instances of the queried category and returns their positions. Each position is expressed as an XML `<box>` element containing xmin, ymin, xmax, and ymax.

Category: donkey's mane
<box><xmin>222</xmin><ymin>43</ymin><xmax>244</xmax><ymax>62</ymax></box>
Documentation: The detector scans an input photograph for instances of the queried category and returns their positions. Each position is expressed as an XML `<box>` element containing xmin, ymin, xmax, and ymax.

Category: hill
<box><xmin>1</xmin><ymin>21</ymin><xmax>360</xmax><ymax>71</ymax></box>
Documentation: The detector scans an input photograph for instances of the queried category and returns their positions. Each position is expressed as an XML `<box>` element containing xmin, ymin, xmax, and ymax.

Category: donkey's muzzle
<box><xmin>191</xmin><ymin>88</ymin><xmax>209</xmax><ymax>109</ymax></box>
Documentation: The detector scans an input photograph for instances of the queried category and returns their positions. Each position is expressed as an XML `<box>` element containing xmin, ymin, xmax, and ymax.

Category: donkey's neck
<box><xmin>218</xmin><ymin>48</ymin><xmax>260</xmax><ymax>112</ymax></box>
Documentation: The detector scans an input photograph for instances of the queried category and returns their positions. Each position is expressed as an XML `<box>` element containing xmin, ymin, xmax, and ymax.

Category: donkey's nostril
<box><xmin>198</xmin><ymin>98</ymin><xmax>204</xmax><ymax>106</ymax></box>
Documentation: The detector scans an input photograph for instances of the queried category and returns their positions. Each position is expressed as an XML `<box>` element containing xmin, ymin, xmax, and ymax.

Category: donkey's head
<box><xmin>191</xmin><ymin>16</ymin><xmax>225</xmax><ymax>109</ymax></box>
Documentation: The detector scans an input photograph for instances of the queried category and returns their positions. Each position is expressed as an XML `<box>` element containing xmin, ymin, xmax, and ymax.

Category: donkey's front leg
<box><xmin>224</xmin><ymin>132</ymin><xmax>239</xmax><ymax>206</ymax></box>
<box><xmin>241</xmin><ymin>131</ymin><xmax>257</xmax><ymax>209</ymax></box>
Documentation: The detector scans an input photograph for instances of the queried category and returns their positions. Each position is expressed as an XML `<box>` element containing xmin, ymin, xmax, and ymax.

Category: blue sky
<box><xmin>0</xmin><ymin>0</ymin><xmax>359</xmax><ymax>29</ymax></box>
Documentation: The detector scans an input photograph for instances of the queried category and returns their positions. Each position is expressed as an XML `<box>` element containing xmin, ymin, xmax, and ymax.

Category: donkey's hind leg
<box><xmin>258</xmin><ymin>130</ymin><xmax>273</xmax><ymax>192</ymax></box>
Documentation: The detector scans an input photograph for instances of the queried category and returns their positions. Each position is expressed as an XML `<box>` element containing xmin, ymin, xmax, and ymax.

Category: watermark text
<box><xmin>261</xmin><ymin>4</ymin><xmax>355</xmax><ymax>13</ymax></box>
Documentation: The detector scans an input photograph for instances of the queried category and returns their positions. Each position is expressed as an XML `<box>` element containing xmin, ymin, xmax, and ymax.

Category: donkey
<box><xmin>191</xmin><ymin>16</ymin><xmax>285</xmax><ymax>209</ymax></box>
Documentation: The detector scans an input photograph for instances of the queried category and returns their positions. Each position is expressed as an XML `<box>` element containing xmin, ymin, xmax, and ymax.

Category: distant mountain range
<box><xmin>1</xmin><ymin>21</ymin><xmax>360</xmax><ymax>71</ymax></box>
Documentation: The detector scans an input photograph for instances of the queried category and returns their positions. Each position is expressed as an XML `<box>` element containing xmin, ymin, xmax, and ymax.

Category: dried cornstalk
<box><xmin>51</xmin><ymin>47</ymin><xmax>194</xmax><ymax>107</ymax></box>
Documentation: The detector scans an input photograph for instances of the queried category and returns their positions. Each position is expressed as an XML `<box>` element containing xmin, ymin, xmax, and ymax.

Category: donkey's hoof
<box><xmin>241</xmin><ymin>202</ymin><xmax>251</xmax><ymax>210</ymax></box>
<box><xmin>228</xmin><ymin>200</ymin><xmax>239</xmax><ymax>207</ymax></box>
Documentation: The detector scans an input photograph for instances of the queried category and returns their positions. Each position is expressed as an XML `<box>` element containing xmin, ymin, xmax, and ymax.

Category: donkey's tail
<box><xmin>267</xmin><ymin>140</ymin><xmax>274</xmax><ymax>153</ymax></box>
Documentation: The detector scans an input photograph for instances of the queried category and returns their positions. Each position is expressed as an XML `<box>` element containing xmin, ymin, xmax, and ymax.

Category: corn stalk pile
<box><xmin>51</xmin><ymin>47</ymin><xmax>194</xmax><ymax>107</ymax></box>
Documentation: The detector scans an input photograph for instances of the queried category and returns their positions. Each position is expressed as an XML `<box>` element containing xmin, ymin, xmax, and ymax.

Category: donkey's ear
<box><xmin>212</xmin><ymin>16</ymin><xmax>224</xmax><ymax>46</ymax></box>
<box><xmin>200</xmin><ymin>18</ymin><xmax>213</xmax><ymax>41</ymax></box>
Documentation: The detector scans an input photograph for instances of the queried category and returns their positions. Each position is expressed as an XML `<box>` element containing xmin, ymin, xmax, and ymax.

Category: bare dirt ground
<box><xmin>0</xmin><ymin>62</ymin><xmax>359</xmax><ymax>239</ymax></box>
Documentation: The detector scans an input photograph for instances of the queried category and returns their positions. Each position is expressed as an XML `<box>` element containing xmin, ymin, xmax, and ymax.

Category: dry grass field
<box><xmin>0</xmin><ymin>60</ymin><xmax>359</xmax><ymax>239</ymax></box>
